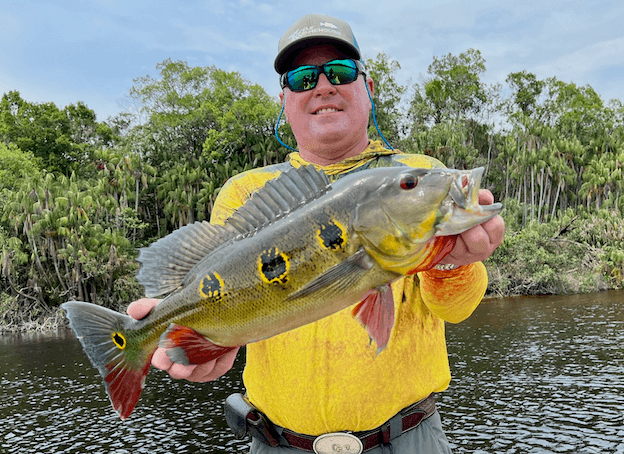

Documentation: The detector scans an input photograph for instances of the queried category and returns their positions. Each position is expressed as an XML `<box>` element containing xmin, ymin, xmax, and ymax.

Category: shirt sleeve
<box><xmin>417</xmin><ymin>262</ymin><xmax>488</xmax><ymax>323</ymax></box>
<box><xmin>209</xmin><ymin>178</ymin><xmax>249</xmax><ymax>225</ymax></box>
<box><xmin>209</xmin><ymin>167</ymin><xmax>285</xmax><ymax>225</ymax></box>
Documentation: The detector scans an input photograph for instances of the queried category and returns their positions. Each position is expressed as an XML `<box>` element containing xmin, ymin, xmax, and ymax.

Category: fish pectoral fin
<box><xmin>285</xmin><ymin>248</ymin><xmax>375</xmax><ymax>301</ymax></box>
<box><xmin>159</xmin><ymin>324</ymin><xmax>238</xmax><ymax>366</ymax></box>
<box><xmin>352</xmin><ymin>283</ymin><xmax>395</xmax><ymax>354</ymax></box>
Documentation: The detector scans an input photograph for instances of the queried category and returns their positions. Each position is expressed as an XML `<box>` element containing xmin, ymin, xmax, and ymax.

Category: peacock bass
<box><xmin>63</xmin><ymin>164</ymin><xmax>502</xmax><ymax>420</ymax></box>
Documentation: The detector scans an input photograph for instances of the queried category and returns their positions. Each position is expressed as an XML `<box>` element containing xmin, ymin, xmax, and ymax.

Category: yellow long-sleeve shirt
<box><xmin>210</xmin><ymin>141</ymin><xmax>488</xmax><ymax>435</ymax></box>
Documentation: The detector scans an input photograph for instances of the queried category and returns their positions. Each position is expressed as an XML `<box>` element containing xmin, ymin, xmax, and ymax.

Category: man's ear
<box><xmin>279</xmin><ymin>90</ymin><xmax>288</xmax><ymax>122</ymax></box>
<box><xmin>366</xmin><ymin>76</ymin><xmax>375</xmax><ymax>97</ymax></box>
<box><xmin>364</xmin><ymin>76</ymin><xmax>375</xmax><ymax>111</ymax></box>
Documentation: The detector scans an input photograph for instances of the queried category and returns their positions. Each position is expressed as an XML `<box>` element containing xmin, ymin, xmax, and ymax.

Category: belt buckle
<box><xmin>312</xmin><ymin>432</ymin><xmax>363</xmax><ymax>454</ymax></box>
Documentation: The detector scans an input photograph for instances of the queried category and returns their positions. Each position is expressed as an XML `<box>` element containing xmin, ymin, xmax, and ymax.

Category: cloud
<box><xmin>2</xmin><ymin>0</ymin><xmax>622</xmax><ymax>120</ymax></box>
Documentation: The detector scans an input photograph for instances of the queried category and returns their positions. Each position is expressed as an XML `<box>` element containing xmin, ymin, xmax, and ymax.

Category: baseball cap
<box><xmin>274</xmin><ymin>14</ymin><xmax>361</xmax><ymax>74</ymax></box>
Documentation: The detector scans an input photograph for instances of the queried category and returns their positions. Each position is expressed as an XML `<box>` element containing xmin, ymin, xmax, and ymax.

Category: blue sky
<box><xmin>1</xmin><ymin>0</ymin><xmax>623</xmax><ymax>122</ymax></box>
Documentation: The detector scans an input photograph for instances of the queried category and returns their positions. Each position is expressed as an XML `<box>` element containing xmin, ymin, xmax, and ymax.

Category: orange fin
<box><xmin>159</xmin><ymin>324</ymin><xmax>238</xmax><ymax>366</ymax></box>
<box><xmin>352</xmin><ymin>284</ymin><xmax>395</xmax><ymax>354</ymax></box>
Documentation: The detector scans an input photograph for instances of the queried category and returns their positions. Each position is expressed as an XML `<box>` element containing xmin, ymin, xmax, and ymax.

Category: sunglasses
<box><xmin>280</xmin><ymin>59</ymin><xmax>366</xmax><ymax>92</ymax></box>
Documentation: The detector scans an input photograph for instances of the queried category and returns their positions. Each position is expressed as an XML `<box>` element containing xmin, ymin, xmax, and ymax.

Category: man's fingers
<box><xmin>478</xmin><ymin>189</ymin><xmax>494</xmax><ymax>206</ymax></box>
<box><xmin>127</xmin><ymin>298</ymin><xmax>160</xmax><ymax>320</ymax></box>
<box><xmin>168</xmin><ymin>362</ymin><xmax>199</xmax><ymax>380</ymax></box>
<box><xmin>483</xmin><ymin>215</ymin><xmax>505</xmax><ymax>247</ymax></box>
<box><xmin>152</xmin><ymin>347</ymin><xmax>174</xmax><ymax>370</ymax></box>
<box><xmin>186</xmin><ymin>361</ymin><xmax>218</xmax><ymax>382</ymax></box>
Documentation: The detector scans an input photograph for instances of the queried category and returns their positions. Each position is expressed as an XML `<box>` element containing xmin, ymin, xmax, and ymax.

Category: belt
<box><xmin>280</xmin><ymin>394</ymin><xmax>437</xmax><ymax>453</ymax></box>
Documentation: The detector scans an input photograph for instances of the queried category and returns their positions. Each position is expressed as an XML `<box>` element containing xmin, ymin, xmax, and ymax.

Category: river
<box><xmin>1</xmin><ymin>290</ymin><xmax>623</xmax><ymax>453</ymax></box>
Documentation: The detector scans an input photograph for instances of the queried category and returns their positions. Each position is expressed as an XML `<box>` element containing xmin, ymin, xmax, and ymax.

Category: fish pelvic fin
<box><xmin>62</xmin><ymin>301</ymin><xmax>154</xmax><ymax>420</ymax></box>
<box><xmin>159</xmin><ymin>324</ymin><xmax>238</xmax><ymax>366</ymax></box>
<box><xmin>352</xmin><ymin>283</ymin><xmax>396</xmax><ymax>354</ymax></box>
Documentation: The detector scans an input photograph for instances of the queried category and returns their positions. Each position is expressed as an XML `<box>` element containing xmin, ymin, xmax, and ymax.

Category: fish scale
<box><xmin>62</xmin><ymin>164</ymin><xmax>502</xmax><ymax>419</ymax></box>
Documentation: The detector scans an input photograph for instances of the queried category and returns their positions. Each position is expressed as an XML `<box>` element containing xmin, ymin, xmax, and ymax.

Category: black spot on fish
<box><xmin>259</xmin><ymin>247</ymin><xmax>289</xmax><ymax>284</ymax></box>
<box><xmin>199</xmin><ymin>272</ymin><xmax>225</xmax><ymax>299</ymax></box>
<box><xmin>112</xmin><ymin>332</ymin><xmax>126</xmax><ymax>349</ymax></box>
<box><xmin>317</xmin><ymin>221</ymin><xmax>346</xmax><ymax>251</ymax></box>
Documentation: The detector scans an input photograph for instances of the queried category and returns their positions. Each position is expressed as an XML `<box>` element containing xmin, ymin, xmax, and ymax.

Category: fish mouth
<box><xmin>436</xmin><ymin>167</ymin><xmax>503</xmax><ymax>236</ymax></box>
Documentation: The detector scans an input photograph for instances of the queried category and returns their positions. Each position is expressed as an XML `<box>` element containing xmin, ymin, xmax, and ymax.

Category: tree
<box><xmin>409</xmin><ymin>49</ymin><xmax>488</xmax><ymax>126</ymax></box>
<box><xmin>0</xmin><ymin>91</ymin><xmax>113</xmax><ymax>175</ymax></box>
<box><xmin>0</xmin><ymin>143</ymin><xmax>41</xmax><ymax>189</ymax></box>
<box><xmin>364</xmin><ymin>52</ymin><xmax>407</xmax><ymax>146</ymax></box>
<box><xmin>505</xmin><ymin>71</ymin><xmax>545</xmax><ymax>119</ymax></box>
<box><xmin>120</xmin><ymin>59</ymin><xmax>287</xmax><ymax>236</ymax></box>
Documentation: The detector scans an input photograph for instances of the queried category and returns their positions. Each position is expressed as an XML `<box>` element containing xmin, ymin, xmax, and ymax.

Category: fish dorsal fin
<box><xmin>137</xmin><ymin>221</ymin><xmax>235</xmax><ymax>297</ymax></box>
<box><xmin>225</xmin><ymin>165</ymin><xmax>330</xmax><ymax>235</ymax></box>
<box><xmin>136</xmin><ymin>166</ymin><xmax>330</xmax><ymax>297</ymax></box>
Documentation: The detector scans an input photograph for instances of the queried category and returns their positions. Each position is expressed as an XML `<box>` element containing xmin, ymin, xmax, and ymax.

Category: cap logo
<box><xmin>319</xmin><ymin>21</ymin><xmax>338</xmax><ymax>29</ymax></box>
<box><xmin>288</xmin><ymin>23</ymin><xmax>342</xmax><ymax>43</ymax></box>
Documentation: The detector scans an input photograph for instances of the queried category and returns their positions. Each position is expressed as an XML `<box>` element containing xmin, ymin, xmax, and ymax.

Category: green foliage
<box><xmin>486</xmin><ymin>206</ymin><xmax>624</xmax><ymax>296</ymax></box>
<box><xmin>118</xmin><ymin>59</ymin><xmax>288</xmax><ymax>234</ymax></box>
<box><xmin>0</xmin><ymin>91</ymin><xmax>114</xmax><ymax>175</ymax></box>
<box><xmin>364</xmin><ymin>52</ymin><xmax>407</xmax><ymax>145</ymax></box>
<box><xmin>505</xmin><ymin>71</ymin><xmax>545</xmax><ymax>118</ymax></box>
<box><xmin>409</xmin><ymin>49</ymin><xmax>488</xmax><ymax>126</ymax></box>
<box><xmin>1</xmin><ymin>171</ymin><xmax>143</xmax><ymax>314</ymax></box>
<box><xmin>2</xmin><ymin>52</ymin><xmax>624</xmax><ymax>329</ymax></box>
<box><xmin>0</xmin><ymin>142</ymin><xmax>42</xmax><ymax>189</ymax></box>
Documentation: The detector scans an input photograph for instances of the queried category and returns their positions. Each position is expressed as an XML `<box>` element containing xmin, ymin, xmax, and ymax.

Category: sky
<box><xmin>1</xmin><ymin>0</ymin><xmax>623</xmax><ymax>122</ymax></box>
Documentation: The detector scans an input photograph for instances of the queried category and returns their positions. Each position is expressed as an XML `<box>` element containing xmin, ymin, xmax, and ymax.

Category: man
<box><xmin>129</xmin><ymin>14</ymin><xmax>505</xmax><ymax>453</ymax></box>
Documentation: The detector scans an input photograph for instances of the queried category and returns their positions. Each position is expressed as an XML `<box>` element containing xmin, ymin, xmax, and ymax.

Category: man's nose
<box><xmin>313</xmin><ymin>73</ymin><xmax>336</xmax><ymax>95</ymax></box>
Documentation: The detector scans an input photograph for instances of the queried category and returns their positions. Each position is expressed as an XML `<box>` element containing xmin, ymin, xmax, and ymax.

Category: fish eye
<box><xmin>399</xmin><ymin>174</ymin><xmax>418</xmax><ymax>190</ymax></box>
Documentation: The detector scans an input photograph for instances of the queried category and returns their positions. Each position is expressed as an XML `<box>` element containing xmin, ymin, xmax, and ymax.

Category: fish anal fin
<box><xmin>159</xmin><ymin>324</ymin><xmax>238</xmax><ymax>366</ymax></box>
<box><xmin>352</xmin><ymin>283</ymin><xmax>395</xmax><ymax>354</ymax></box>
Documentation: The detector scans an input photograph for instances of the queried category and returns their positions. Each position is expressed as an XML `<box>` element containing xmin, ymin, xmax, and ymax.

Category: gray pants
<box><xmin>249</xmin><ymin>411</ymin><xmax>452</xmax><ymax>454</ymax></box>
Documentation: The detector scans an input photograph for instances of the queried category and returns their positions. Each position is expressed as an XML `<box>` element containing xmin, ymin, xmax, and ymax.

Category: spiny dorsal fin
<box><xmin>225</xmin><ymin>165</ymin><xmax>330</xmax><ymax>235</ymax></box>
<box><xmin>137</xmin><ymin>222</ymin><xmax>235</xmax><ymax>297</ymax></box>
<box><xmin>136</xmin><ymin>166</ymin><xmax>330</xmax><ymax>297</ymax></box>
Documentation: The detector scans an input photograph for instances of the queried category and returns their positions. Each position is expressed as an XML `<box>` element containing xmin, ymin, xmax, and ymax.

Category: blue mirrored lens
<box><xmin>283</xmin><ymin>59</ymin><xmax>360</xmax><ymax>92</ymax></box>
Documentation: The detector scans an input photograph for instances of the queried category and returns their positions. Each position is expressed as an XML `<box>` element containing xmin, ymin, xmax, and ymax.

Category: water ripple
<box><xmin>1</xmin><ymin>290</ymin><xmax>623</xmax><ymax>453</ymax></box>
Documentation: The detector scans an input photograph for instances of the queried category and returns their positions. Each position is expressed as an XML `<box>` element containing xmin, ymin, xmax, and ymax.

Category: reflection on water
<box><xmin>0</xmin><ymin>329</ymin><xmax>248</xmax><ymax>454</ymax></box>
<box><xmin>442</xmin><ymin>291</ymin><xmax>624</xmax><ymax>454</ymax></box>
<box><xmin>1</xmin><ymin>291</ymin><xmax>623</xmax><ymax>453</ymax></box>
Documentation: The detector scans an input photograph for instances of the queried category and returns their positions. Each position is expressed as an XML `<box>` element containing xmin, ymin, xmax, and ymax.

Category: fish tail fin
<box><xmin>159</xmin><ymin>324</ymin><xmax>238</xmax><ymax>366</ymax></box>
<box><xmin>62</xmin><ymin>301</ymin><xmax>154</xmax><ymax>420</ymax></box>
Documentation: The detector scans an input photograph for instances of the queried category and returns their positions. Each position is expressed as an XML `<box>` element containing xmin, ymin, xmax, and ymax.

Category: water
<box><xmin>1</xmin><ymin>291</ymin><xmax>623</xmax><ymax>453</ymax></box>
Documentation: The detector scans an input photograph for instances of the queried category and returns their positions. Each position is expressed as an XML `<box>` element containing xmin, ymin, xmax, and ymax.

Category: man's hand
<box><xmin>127</xmin><ymin>298</ymin><xmax>239</xmax><ymax>382</ymax></box>
<box><xmin>438</xmin><ymin>189</ymin><xmax>505</xmax><ymax>267</ymax></box>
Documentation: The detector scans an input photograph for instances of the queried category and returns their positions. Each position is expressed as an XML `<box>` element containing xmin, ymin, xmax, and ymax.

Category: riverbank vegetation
<box><xmin>1</xmin><ymin>51</ymin><xmax>622</xmax><ymax>331</ymax></box>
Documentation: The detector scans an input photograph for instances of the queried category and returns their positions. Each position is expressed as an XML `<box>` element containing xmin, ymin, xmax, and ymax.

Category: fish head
<box><xmin>353</xmin><ymin>166</ymin><xmax>502</xmax><ymax>275</ymax></box>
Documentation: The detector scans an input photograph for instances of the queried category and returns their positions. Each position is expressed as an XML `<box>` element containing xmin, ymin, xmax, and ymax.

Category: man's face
<box><xmin>280</xmin><ymin>45</ymin><xmax>374</xmax><ymax>160</ymax></box>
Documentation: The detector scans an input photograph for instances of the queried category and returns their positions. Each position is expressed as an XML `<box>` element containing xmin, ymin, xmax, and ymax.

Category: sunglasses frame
<box><xmin>280</xmin><ymin>59</ymin><xmax>366</xmax><ymax>92</ymax></box>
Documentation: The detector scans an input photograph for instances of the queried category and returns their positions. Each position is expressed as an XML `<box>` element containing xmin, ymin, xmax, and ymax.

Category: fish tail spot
<box><xmin>112</xmin><ymin>332</ymin><xmax>127</xmax><ymax>349</ymax></box>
